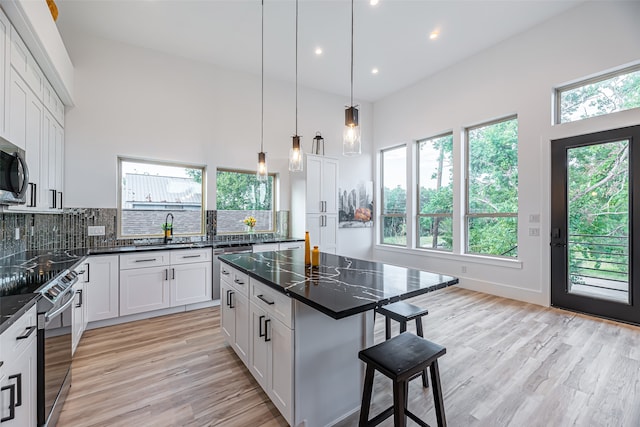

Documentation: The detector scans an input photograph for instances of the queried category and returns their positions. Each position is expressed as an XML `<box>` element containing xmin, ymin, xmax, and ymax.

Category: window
<box><xmin>417</xmin><ymin>133</ymin><xmax>453</xmax><ymax>250</ymax></box>
<box><xmin>216</xmin><ymin>169</ymin><xmax>275</xmax><ymax>234</ymax></box>
<box><xmin>118</xmin><ymin>158</ymin><xmax>205</xmax><ymax>238</ymax></box>
<box><xmin>557</xmin><ymin>65</ymin><xmax>640</xmax><ymax>124</ymax></box>
<box><xmin>466</xmin><ymin>117</ymin><xmax>518</xmax><ymax>257</ymax></box>
<box><xmin>381</xmin><ymin>145</ymin><xmax>407</xmax><ymax>246</ymax></box>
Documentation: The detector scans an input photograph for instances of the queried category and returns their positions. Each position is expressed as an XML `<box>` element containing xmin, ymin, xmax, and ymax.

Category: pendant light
<box><xmin>257</xmin><ymin>0</ymin><xmax>268</xmax><ymax>182</ymax></box>
<box><xmin>288</xmin><ymin>0</ymin><xmax>303</xmax><ymax>172</ymax></box>
<box><xmin>343</xmin><ymin>0</ymin><xmax>361</xmax><ymax>156</ymax></box>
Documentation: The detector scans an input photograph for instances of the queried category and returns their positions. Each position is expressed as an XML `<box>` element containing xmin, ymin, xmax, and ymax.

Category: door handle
<box><xmin>76</xmin><ymin>289</ymin><xmax>83</xmax><ymax>308</ymax></box>
<box><xmin>256</xmin><ymin>294</ymin><xmax>275</xmax><ymax>305</ymax></box>
<box><xmin>229</xmin><ymin>291</ymin><xmax>235</xmax><ymax>309</ymax></box>
<box><xmin>0</xmin><ymin>384</ymin><xmax>15</xmax><ymax>422</ymax></box>
<box><xmin>264</xmin><ymin>318</ymin><xmax>271</xmax><ymax>342</ymax></box>
<box><xmin>15</xmin><ymin>326</ymin><xmax>36</xmax><ymax>340</ymax></box>
<box><xmin>259</xmin><ymin>315</ymin><xmax>266</xmax><ymax>338</ymax></box>
<box><xmin>7</xmin><ymin>374</ymin><xmax>21</xmax><ymax>407</ymax></box>
<box><xmin>171</xmin><ymin>268</ymin><xmax>175</xmax><ymax>280</ymax></box>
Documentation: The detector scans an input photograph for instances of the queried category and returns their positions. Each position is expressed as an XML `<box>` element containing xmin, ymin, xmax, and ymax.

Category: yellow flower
<box><xmin>243</xmin><ymin>216</ymin><xmax>257</xmax><ymax>227</ymax></box>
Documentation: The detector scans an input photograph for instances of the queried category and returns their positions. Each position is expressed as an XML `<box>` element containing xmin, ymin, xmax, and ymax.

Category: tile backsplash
<box><xmin>0</xmin><ymin>208</ymin><xmax>290</xmax><ymax>258</ymax></box>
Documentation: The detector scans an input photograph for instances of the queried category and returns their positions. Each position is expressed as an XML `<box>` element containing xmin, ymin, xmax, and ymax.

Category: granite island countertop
<box><xmin>219</xmin><ymin>250</ymin><xmax>459</xmax><ymax>319</ymax></box>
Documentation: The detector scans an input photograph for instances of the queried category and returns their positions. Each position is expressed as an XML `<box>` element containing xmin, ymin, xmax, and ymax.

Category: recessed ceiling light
<box><xmin>370</xmin><ymin>0</ymin><xmax>379</xmax><ymax>5</ymax></box>
<box><xmin>315</xmin><ymin>47</ymin><xmax>323</xmax><ymax>55</ymax></box>
<box><xmin>371</xmin><ymin>68</ymin><xmax>379</xmax><ymax>75</ymax></box>
<box><xmin>429</xmin><ymin>30</ymin><xmax>440</xmax><ymax>40</ymax></box>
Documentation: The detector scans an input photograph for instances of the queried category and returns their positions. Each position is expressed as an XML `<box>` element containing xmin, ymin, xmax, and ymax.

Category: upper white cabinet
<box><xmin>291</xmin><ymin>154</ymin><xmax>339</xmax><ymax>254</ymax></box>
<box><xmin>2</xmin><ymin>7</ymin><xmax>66</xmax><ymax>213</ymax></box>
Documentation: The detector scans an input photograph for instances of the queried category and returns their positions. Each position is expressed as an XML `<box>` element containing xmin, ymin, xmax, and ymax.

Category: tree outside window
<box><xmin>381</xmin><ymin>146</ymin><xmax>407</xmax><ymax>246</ymax></box>
<box><xmin>418</xmin><ymin>133</ymin><xmax>453</xmax><ymax>250</ymax></box>
<box><xmin>216</xmin><ymin>169</ymin><xmax>275</xmax><ymax>233</ymax></box>
<box><xmin>466</xmin><ymin>117</ymin><xmax>518</xmax><ymax>257</ymax></box>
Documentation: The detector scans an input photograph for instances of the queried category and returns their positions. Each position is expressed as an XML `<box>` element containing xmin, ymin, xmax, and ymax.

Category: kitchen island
<box><xmin>219</xmin><ymin>250</ymin><xmax>458</xmax><ymax>427</ymax></box>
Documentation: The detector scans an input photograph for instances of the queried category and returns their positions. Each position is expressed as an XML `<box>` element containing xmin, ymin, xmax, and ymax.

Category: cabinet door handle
<box><xmin>58</xmin><ymin>191</ymin><xmax>63</xmax><ymax>209</ymax></box>
<box><xmin>50</xmin><ymin>189</ymin><xmax>57</xmax><ymax>209</ymax></box>
<box><xmin>165</xmin><ymin>269</ymin><xmax>168</xmax><ymax>281</ymax></box>
<box><xmin>0</xmin><ymin>384</ymin><xmax>15</xmax><ymax>422</ymax></box>
<box><xmin>76</xmin><ymin>289</ymin><xmax>83</xmax><ymax>308</ymax></box>
<box><xmin>256</xmin><ymin>294</ymin><xmax>275</xmax><ymax>305</ymax></box>
<box><xmin>27</xmin><ymin>183</ymin><xmax>35</xmax><ymax>207</ymax></box>
<box><xmin>234</xmin><ymin>278</ymin><xmax>244</xmax><ymax>285</ymax></box>
<box><xmin>229</xmin><ymin>291</ymin><xmax>235</xmax><ymax>309</ymax></box>
<box><xmin>265</xmin><ymin>318</ymin><xmax>271</xmax><ymax>342</ymax></box>
<box><xmin>171</xmin><ymin>268</ymin><xmax>175</xmax><ymax>280</ymax></box>
<box><xmin>221</xmin><ymin>269</ymin><xmax>230</xmax><ymax>276</ymax></box>
<box><xmin>182</xmin><ymin>254</ymin><xmax>201</xmax><ymax>259</ymax></box>
<box><xmin>135</xmin><ymin>258</ymin><xmax>157</xmax><ymax>263</ymax></box>
<box><xmin>259</xmin><ymin>315</ymin><xmax>266</xmax><ymax>338</ymax></box>
<box><xmin>15</xmin><ymin>326</ymin><xmax>36</xmax><ymax>340</ymax></box>
<box><xmin>7</xmin><ymin>374</ymin><xmax>21</xmax><ymax>407</ymax></box>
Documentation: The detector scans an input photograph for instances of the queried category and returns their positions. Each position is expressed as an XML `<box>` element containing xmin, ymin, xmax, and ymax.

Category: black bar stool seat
<box><xmin>358</xmin><ymin>332</ymin><xmax>447</xmax><ymax>427</ymax></box>
<box><xmin>376</xmin><ymin>300</ymin><xmax>430</xmax><ymax>387</ymax></box>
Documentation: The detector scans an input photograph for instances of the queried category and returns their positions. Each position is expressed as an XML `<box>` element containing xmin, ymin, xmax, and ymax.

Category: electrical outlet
<box><xmin>529</xmin><ymin>227</ymin><xmax>540</xmax><ymax>237</ymax></box>
<box><xmin>461</xmin><ymin>265</ymin><xmax>467</xmax><ymax>273</ymax></box>
<box><xmin>88</xmin><ymin>226</ymin><xmax>106</xmax><ymax>236</ymax></box>
<box><xmin>529</xmin><ymin>214</ymin><xmax>540</xmax><ymax>223</ymax></box>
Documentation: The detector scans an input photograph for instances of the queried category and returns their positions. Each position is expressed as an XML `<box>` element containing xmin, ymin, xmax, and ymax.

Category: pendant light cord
<box><xmin>295</xmin><ymin>0</ymin><xmax>298</xmax><ymax>134</ymax></box>
<box><xmin>350</xmin><ymin>0</ymin><xmax>354</xmax><ymax>106</ymax></box>
<box><xmin>261</xmin><ymin>0</ymin><xmax>264</xmax><ymax>153</ymax></box>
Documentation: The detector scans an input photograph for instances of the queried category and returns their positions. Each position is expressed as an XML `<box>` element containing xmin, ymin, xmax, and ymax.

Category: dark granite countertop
<box><xmin>219</xmin><ymin>250</ymin><xmax>459</xmax><ymax>319</ymax></box>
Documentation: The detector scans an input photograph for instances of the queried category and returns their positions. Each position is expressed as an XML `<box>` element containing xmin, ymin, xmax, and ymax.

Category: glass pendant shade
<box><xmin>289</xmin><ymin>135</ymin><xmax>303</xmax><ymax>172</ymax></box>
<box><xmin>257</xmin><ymin>151</ymin><xmax>268</xmax><ymax>181</ymax></box>
<box><xmin>343</xmin><ymin>106</ymin><xmax>361</xmax><ymax>156</ymax></box>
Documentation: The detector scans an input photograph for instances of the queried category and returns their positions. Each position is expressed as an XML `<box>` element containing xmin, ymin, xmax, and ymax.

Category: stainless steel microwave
<box><xmin>0</xmin><ymin>136</ymin><xmax>29</xmax><ymax>205</ymax></box>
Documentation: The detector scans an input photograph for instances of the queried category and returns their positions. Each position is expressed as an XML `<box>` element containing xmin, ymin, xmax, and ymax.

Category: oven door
<box><xmin>38</xmin><ymin>289</ymin><xmax>75</xmax><ymax>427</ymax></box>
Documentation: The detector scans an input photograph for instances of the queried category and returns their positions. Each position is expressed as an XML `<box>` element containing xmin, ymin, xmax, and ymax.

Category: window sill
<box><xmin>374</xmin><ymin>244</ymin><xmax>523</xmax><ymax>270</ymax></box>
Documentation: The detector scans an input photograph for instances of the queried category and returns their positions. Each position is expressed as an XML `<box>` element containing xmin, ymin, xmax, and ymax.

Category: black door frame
<box><xmin>551</xmin><ymin>125</ymin><xmax>640</xmax><ymax>325</ymax></box>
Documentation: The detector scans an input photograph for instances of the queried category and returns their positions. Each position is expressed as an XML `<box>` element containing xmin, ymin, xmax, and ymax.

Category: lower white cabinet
<box><xmin>84</xmin><ymin>255</ymin><xmax>119</xmax><ymax>322</ymax></box>
<box><xmin>221</xmin><ymin>265</ymin><xmax>294</xmax><ymax>425</ymax></box>
<box><xmin>0</xmin><ymin>306</ymin><xmax>37</xmax><ymax>427</ymax></box>
<box><xmin>119</xmin><ymin>248</ymin><xmax>212</xmax><ymax>317</ymax></box>
<box><xmin>71</xmin><ymin>278</ymin><xmax>88</xmax><ymax>356</ymax></box>
<box><xmin>220</xmin><ymin>266</ymin><xmax>249</xmax><ymax>365</ymax></box>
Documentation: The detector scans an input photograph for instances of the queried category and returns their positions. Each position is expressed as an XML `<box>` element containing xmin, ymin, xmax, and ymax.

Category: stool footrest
<box><xmin>367</xmin><ymin>406</ymin><xmax>395</xmax><ymax>427</ymax></box>
<box><xmin>406</xmin><ymin>409</ymin><xmax>431</xmax><ymax>427</ymax></box>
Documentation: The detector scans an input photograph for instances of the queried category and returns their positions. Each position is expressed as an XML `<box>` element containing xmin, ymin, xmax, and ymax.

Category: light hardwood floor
<box><xmin>58</xmin><ymin>287</ymin><xmax>640</xmax><ymax>426</ymax></box>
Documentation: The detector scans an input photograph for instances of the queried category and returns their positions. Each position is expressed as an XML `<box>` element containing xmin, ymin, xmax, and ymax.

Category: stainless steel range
<box><xmin>36</xmin><ymin>269</ymin><xmax>78</xmax><ymax>427</ymax></box>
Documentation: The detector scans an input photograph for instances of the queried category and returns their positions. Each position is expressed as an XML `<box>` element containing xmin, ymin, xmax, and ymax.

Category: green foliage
<box><xmin>185</xmin><ymin>169</ymin><xmax>202</xmax><ymax>184</ymax></box>
<box><xmin>216</xmin><ymin>170</ymin><xmax>273</xmax><ymax>211</ymax></box>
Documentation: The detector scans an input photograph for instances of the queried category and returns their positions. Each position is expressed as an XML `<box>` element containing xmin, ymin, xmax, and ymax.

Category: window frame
<box><xmin>416</xmin><ymin>132</ymin><xmax>454</xmax><ymax>251</ymax></box>
<box><xmin>215</xmin><ymin>168</ymin><xmax>277</xmax><ymax>235</ymax></box>
<box><xmin>555</xmin><ymin>64</ymin><xmax>640</xmax><ymax>125</ymax></box>
<box><xmin>464</xmin><ymin>115</ymin><xmax>518</xmax><ymax>258</ymax></box>
<box><xmin>380</xmin><ymin>144</ymin><xmax>407</xmax><ymax>247</ymax></box>
<box><xmin>117</xmin><ymin>156</ymin><xmax>206</xmax><ymax>239</ymax></box>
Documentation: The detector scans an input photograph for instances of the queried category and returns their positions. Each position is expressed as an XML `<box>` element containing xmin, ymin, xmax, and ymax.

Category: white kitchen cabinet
<box><xmin>43</xmin><ymin>109</ymin><xmax>64</xmax><ymax>210</ymax></box>
<box><xmin>84</xmin><ymin>255</ymin><xmax>119</xmax><ymax>323</ymax></box>
<box><xmin>278</xmin><ymin>241</ymin><xmax>304</xmax><ymax>251</ymax></box>
<box><xmin>247</xmin><ymin>279</ymin><xmax>294</xmax><ymax>424</ymax></box>
<box><xmin>0</xmin><ymin>306</ymin><xmax>37</xmax><ymax>427</ymax></box>
<box><xmin>9</xmin><ymin>26</ymin><xmax>43</xmax><ymax>100</ymax></box>
<box><xmin>220</xmin><ymin>264</ymin><xmax>250</xmax><ymax>366</ymax></box>
<box><xmin>71</xmin><ymin>279</ymin><xmax>86</xmax><ymax>356</ymax></box>
<box><xmin>252</xmin><ymin>243</ymin><xmax>280</xmax><ymax>253</ymax></box>
<box><xmin>119</xmin><ymin>248</ymin><xmax>212</xmax><ymax>316</ymax></box>
<box><xmin>291</xmin><ymin>154</ymin><xmax>339</xmax><ymax>254</ymax></box>
<box><xmin>0</xmin><ymin>9</ymin><xmax>9</xmax><ymax>137</ymax></box>
<box><xmin>119</xmin><ymin>265</ymin><xmax>171</xmax><ymax>316</ymax></box>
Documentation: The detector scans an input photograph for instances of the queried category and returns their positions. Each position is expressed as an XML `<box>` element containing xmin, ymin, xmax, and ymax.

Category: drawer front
<box><xmin>1</xmin><ymin>305</ymin><xmax>37</xmax><ymax>358</ymax></box>
<box><xmin>120</xmin><ymin>251</ymin><xmax>170</xmax><ymax>270</ymax></box>
<box><xmin>250</xmin><ymin>279</ymin><xmax>293</xmax><ymax>329</ymax></box>
<box><xmin>220</xmin><ymin>263</ymin><xmax>249</xmax><ymax>296</ymax></box>
<box><xmin>170</xmin><ymin>248</ymin><xmax>211</xmax><ymax>265</ymax></box>
<box><xmin>279</xmin><ymin>241</ymin><xmax>304</xmax><ymax>250</ymax></box>
<box><xmin>252</xmin><ymin>243</ymin><xmax>280</xmax><ymax>253</ymax></box>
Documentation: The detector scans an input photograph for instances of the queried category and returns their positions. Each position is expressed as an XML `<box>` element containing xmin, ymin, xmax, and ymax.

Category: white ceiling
<box><xmin>56</xmin><ymin>0</ymin><xmax>582</xmax><ymax>102</ymax></box>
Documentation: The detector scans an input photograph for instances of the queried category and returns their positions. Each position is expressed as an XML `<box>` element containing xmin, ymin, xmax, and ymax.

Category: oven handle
<box><xmin>44</xmin><ymin>290</ymin><xmax>77</xmax><ymax>323</ymax></box>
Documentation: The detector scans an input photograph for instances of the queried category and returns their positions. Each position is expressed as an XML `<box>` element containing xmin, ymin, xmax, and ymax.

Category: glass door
<box><xmin>551</xmin><ymin>125</ymin><xmax>640</xmax><ymax>324</ymax></box>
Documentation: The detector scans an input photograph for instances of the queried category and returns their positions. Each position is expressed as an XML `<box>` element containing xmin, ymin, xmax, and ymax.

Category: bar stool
<box><xmin>358</xmin><ymin>332</ymin><xmax>447</xmax><ymax>427</ymax></box>
<box><xmin>376</xmin><ymin>300</ymin><xmax>430</xmax><ymax>387</ymax></box>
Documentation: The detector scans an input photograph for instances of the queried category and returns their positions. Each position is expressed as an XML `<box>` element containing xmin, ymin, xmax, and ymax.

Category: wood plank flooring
<box><xmin>58</xmin><ymin>287</ymin><xmax>640</xmax><ymax>426</ymax></box>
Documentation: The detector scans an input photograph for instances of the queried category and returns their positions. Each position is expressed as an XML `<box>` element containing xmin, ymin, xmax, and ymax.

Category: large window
<box><xmin>216</xmin><ymin>169</ymin><xmax>275</xmax><ymax>234</ymax></box>
<box><xmin>118</xmin><ymin>158</ymin><xmax>205</xmax><ymax>238</ymax></box>
<box><xmin>417</xmin><ymin>133</ymin><xmax>453</xmax><ymax>250</ymax></box>
<box><xmin>466</xmin><ymin>117</ymin><xmax>518</xmax><ymax>257</ymax></box>
<box><xmin>381</xmin><ymin>146</ymin><xmax>407</xmax><ymax>246</ymax></box>
<box><xmin>557</xmin><ymin>65</ymin><xmax>640</xmax><ymax>124</ymax></box>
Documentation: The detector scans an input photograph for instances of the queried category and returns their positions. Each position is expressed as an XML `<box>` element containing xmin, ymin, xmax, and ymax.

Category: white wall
<box><xmin>372</xmin><ymin>1</ymin><xmax>640</xmax><ymax>306</ymax></box>
<box><xmin>61</xmin><ymin>30</ymin><xmax>373</xmax><ymax>258</ymax></box>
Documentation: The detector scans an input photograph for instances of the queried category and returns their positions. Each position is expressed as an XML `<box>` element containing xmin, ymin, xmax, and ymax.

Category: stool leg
<box><xmin>359</xmin><ymin>365</ymin><xmax>375</xmax><ymax>427</ymax></box>
<box><xmin>385</xmin><ymin>316</ymin><xmax>391</xmax><ymax>340</ymax></box>
<box><xmin>400</xmin><ymin>320</ymin><xmax>407</xmax><ymax>333</ymax></box>
<box><xmin>393</xmin><ymin>379</ymin><xmax>407</xmax><ymax>427</ymax></box>
<box><xmin>429</xmin><ymin>360</ymin><xmax>447</xmax><ymax>427</ymax></box>
<box><xmin>416</xmin><ymin>318</ymin><xmax>429</xmax><ymax>388</ymax></box>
